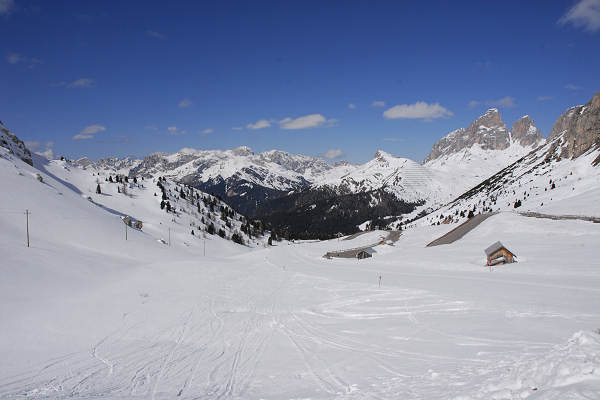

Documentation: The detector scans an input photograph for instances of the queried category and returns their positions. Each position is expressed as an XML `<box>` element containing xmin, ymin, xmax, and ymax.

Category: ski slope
<box><xmin>1</xmin><ymin>150</ymin><xmax>600</xmax><ymax>399</ymax></box>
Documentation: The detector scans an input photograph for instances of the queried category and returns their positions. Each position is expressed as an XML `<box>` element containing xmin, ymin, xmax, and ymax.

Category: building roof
<box><xmin>484</xmin><ymin>241</ymin><xmax>514</xmax><ymax>257</ymax></box>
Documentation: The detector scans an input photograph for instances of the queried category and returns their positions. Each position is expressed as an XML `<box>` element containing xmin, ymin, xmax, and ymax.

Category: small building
<box><xmin>484</xmin><ymin>241</ymin><xmax>516</xmax><ymax>266</ymax></box>
<box><xmin>357</xmin><ymin>248</ymin><xmax>374</xmax><ymax>260</ymax></box>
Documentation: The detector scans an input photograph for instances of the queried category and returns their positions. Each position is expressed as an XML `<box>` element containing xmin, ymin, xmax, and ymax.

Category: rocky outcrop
<box><xmin>548</xmin><ymin>91</ymin><xmax>600</xmax><ymax>160</ymax></box>
<box><xmin>423</xmin><ymin>108</ymin><xmax>509</xmax><ymax>163</ymax></box>
<box><xmin>510</xmin><ymin>115</ymin><xmax>543</xmax><ymax>147</ymax></box>
<box><xmin>0</xmin><ymin>120</ymin><xmax>33</xmax><ymax>166</ymax></box>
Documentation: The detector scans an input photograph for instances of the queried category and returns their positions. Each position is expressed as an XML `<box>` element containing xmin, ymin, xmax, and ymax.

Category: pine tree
<box><xmin>109</xmin><ymin>175</ymin><xmax>113</xmax><ymax>183</ymax></box>
<box><xmin>96</xmin><ymin>184</ymin><xmax>101</xmax><ymax>194</ymax></box>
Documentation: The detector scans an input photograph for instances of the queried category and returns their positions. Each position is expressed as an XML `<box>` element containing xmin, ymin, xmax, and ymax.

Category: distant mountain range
<box><xmin>2</xmin><ymin>90</ymin><xmax>598</xmax><ymax>238</ymax></box>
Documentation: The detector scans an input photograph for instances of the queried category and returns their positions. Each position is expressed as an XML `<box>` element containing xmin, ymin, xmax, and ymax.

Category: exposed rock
<box><xmin>0</xmin><ymin>120</ymin><xmax>33</xmax><ymax>166</ymax></box>
<box><xmin>548</xmin><ymin>91</ymin><xmax>600</xmax><ymax>160</ymax></box>
<box><xmin>510</xmin><ymin>115</ymin><xmax>543</xmax><ymax>147</ymax></box>
<box><xmin>423</xmin><ymin>108</ymin><xmax>509</xmax><ymax>163</ymax></box>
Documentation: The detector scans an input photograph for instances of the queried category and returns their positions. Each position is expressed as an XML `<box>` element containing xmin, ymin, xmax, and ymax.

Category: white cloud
<box><xmin>348</xmin><ymin>103</ymin><xmax>356</xmax><ymax>109</ymax></box>
<box><xmin>24</xmin><ymin>141</ymin><xmax>41</xmax><ymax>151</ymax></box>
<box><xmin>371</xmin><ymin>100</ymin><xmax>386</xmax><ymax>107</ymax></box>
<box><xmin>383</xmin><ymin>137</ymin><xmax>405</xmax><ymax>142</ymax></box>
<box><xmin>66</xmin><ymin>78</ymin><xmax>95</xmax><ymax>88</ymax></box>
<box><xmin>559</xmin><ymin>0</ymin><xmax>600</xmax><ymax>32</ymax></box>
<box><xmin>383</xmin><ymin>102</ymin><xmax>453</xmax><ymax>120</ymax></box>
<box><xmin>146</xmin><ymin>30</ymin><xmax>167</xmax><ymax>40</ymax></box>
<box><xmin>232</xmin><ymin>126</ymin><xmax>243</xmax><ymax>130</ymax></box>
<box><xmin>468</xmin><ymin>100</ymin><xmax>481</xmax><ymax>108</ymax></box>
<box><xmin>6</xmin><ymin>53</ymin><xmax>21</xmax><ymax>64</ymax></box>
<box><xmin>73</xmin><ymin>124</ymin><xmax>106</xmax><ymax>140</ymax></box>
<box><xmin>202</xmin><ymin>128</ymin><xmax>213</xmax><ymax>134</ymax></box>
<box><xmin>0</xmin><ymin>0</ymin><xmax>15</xmax><ymax>15</ymax></box>
<box><xmin>26</xmin><ymin>140</ymin><xmax>54</xmax><ymax>158</ymax></box>
<box><xmin>324</xmin><ymin>149</ymin><xmax>344</xmax><ymax>159</ymax></box>
<box><xmin>178</xmin><ymin>98</ymin><xmax>192</xmax><ymax>108</ymax></box>
<box><xmin>486</xmin><ymin>96</ymin><xmax>516</xmax><ymax>108</ymax></box>
<box><xmin>37</xmin><ymin>148</ymin><xmax>54</xmax><ymax>160</ymax></box>
<box><xmin>166</xmin><ymin>126</ymin><xmax>187</xmax><ymax>135</ymax></box>
<box><xmin>537</xmin><ymin>95</ymin><xmax>554</xmax><ymax>101</ymax></box>
<box><xmin>565</xmin><ymin>84</ymin><xmax>582</xmax><ymax>91</ymax></box>
<box><xmin>279</xmin><ymin>114</ymin><xmax>328</xmax><ymax>130</ymax></box>
<box><xmin>246</xmin><ymin>119</ymin><xmax>271</xmax><ymax>130</ymax></box>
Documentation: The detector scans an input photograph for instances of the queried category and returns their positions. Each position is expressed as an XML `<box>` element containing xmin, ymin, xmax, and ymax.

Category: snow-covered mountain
<box><xmin>422</xmin><ymin>109</ymin><xmax>544</xmax><ymax>201</ymax></box>
<box><xmin>415</xmin><ymin>90</ymin><xmax>600</xmax><ymax>228</ymax></box>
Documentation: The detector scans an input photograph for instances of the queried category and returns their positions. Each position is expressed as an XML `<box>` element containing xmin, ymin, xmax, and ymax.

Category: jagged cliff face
<box><xmin>0</xmin><ymin>121</ymin><xmax>33</xmax><ymax>166</ymax></box>
<box><xmin>510</xmin><ymin>115</ymin><xmax>543</xmax><ymax>147</ymax></box>
<box><xmin>548</xmin><ymin>91</ymin><xmax>600</xmax><ymax>160</ymax></box>
<box><xmin>423</xmin><ymin>109</ymin><xmax>509</xmax><ymax>163</ymax></box>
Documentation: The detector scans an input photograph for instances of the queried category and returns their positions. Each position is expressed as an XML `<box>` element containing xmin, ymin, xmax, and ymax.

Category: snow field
<box><xmin>1</xmin><ymin>151</ymin><xmax>600</xmax><ymax>399</ymax></box>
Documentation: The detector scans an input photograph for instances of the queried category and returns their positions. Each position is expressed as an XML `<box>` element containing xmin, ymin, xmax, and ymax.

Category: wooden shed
<box><xmin>484</xmin><ymin>241</ymin><xmax>516</xmax><ymax>266</ymax></box>
<box><xmin>356</xmin><ymin>249</ymin><xmax>373</xmax><ymax>260</ymax></box>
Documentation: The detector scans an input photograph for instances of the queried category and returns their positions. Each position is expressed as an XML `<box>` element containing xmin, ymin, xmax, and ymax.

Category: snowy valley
<box><xmin>1</xmin><ymin>90</ymin><xmax>600</xmax><ymax>399</ymax></box>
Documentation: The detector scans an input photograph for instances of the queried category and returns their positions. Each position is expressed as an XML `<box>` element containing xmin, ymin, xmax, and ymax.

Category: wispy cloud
<box><xmin>469</xmin><ymin>96</ymin><xmax>516</xmax><ymax>108</ymax></box>
<box><xmin>201</xmin><ymin>128</ymin><xmax>213</xmax><ymax>134</ymax></box>
<box><xmin>279</xmin><ymin>114</ymin><xmax>335</xmax><ymax>130</ymax></box>
<box><xmin>383</xmin><ymin>102</ymin><xmax>453</xmax><ymax>120</ymax></box>
<box><xmin>167</xmin><ymin>126</ymin><xmax>187</xmax><ymax>135</ymax></box>
<box><xmin>324</xmin><ymin>149</ymin><xmax>344</xmax><ymax>159</ymax></box>
<box><xmin>232</xmin><ymin>126</ymin><xmax>243</xmax><ymax>131</ymax></box>
<box><xmin>178</xmin><ymin>98</ymin><xmax>192</xmax><ymax>108</ymax></box>
<box><xmin>73</xmin><ymin>124</ymin><xmax>106</xmax><ymax>140</ymax></box>
<box><xmin>565</xmin><ymin>84</ymin><xmax>581</xmax><ymax>91</ymax></box>
<box><xmin>371</xmin><ymin>100</ymin><xmax>386</xmax><ymax>107</ymax></box>
<box><xmin>0</xmin><ymin>0</ymin><xmax>15</xmax><ymax>15</ymax></box>
<box><xmin>348</xmin><ymin>103</ymin><xmax>357</xmax><ymax>109</ymax></box>
<box><xmin>486</xmin><ymin>96</ymin><xmax>516</xmax><ymax>108</ymax></box>
<box><xmin>146</xmin><ymin>30</ymin><xmax>167</xmax><ymax>40</ymax></box>
<box><xmin>382</xmin><ymin>137</ymin><xmax>405</xmax><ymax>142</ymax></box>
<box><xmin>6</xmin><ymin>53</ymin><xmax>21</xmax><ymax>64</ymax></box>
<box><xmin>54</xmin><ymin>78</ymin><xmax>95</xmax><ymax>88</ymax></box>
<box><xmin>68</xmin><ymin>78</ymin><xmax>95</xmax><ymax>88</ymax></box>
<box><xmin>558</xmin><ymin>0</ymin><xmax>600</xmax><ymax>32</ymax></box>
<box><xmin>537</xmin><ymin>95</ymin><xmax>554</xmax><ymax>101</ymax></box>
<box><xmin>247</xmin><ymin>119</ymin><xmax>271</xmax><ymax>130</ymax></box>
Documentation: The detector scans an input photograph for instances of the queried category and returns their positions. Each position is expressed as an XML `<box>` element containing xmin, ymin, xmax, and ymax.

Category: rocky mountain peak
<box><xmin>548</xmin><ymin>90</ymin><xmax>600</xmax><ymax>160</ymax></box>
<box><xmin>423</xmin><ymin>109</ymin><xmax>509</xmax><ymax>163</ymax></box>
<box><xmin>0</xmin><ymin>121</ymin><xmax>33</xmax><ymax>166</ymax></box>
<box><xmin>510</xmin><ymin>115</ymin><xmax>543</xmax><ymax>147</ymax></box>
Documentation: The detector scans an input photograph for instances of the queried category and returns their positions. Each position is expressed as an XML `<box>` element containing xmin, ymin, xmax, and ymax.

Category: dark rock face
<box><xmin>510</xmin><ymin>116</ymin><xmax>543</xmax><ymax>147</ymax></box>
<box><xmin>548</xmin><ymin>91</ymin><xmax>600</xmax><ymax>160</ymax></box>
<box><xmin>0</xmin><ymin>121</ymin><xmax>33</xmax><ymax>166</ymax></box>
<box><xmin>423</xmin><ymin>108</ymin><xmax>509</xmax><ymax>163</ymax></box>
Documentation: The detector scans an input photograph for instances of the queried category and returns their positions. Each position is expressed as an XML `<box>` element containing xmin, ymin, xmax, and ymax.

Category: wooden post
<box><xmin>125</xmin><ymin>222</ymin><xmax>128</xmax><ymax>241</ymax></box>
<box><xmin>25</xmin><ymin>209</ymin><xmax>30</xmax><ymax>247</ymax></box>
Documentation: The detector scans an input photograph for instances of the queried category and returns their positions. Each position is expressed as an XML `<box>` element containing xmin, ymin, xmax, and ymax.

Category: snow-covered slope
<box><xmin>2</xmin><ymin>143</ymin><xmax>600</xmax><ymax>398</ymax></box>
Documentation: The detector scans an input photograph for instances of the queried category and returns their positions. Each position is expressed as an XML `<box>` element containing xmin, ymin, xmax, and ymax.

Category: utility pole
<box><xmin>25</xmin><ymin>209</ymin><xmax>30</xmax><ymax>247</ymax></box>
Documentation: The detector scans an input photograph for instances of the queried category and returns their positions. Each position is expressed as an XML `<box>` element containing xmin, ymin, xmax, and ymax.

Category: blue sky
<box><xmin>1</xmin><ymin>0</ymin><xmax>599</xmax><ymax>163</ymax></box>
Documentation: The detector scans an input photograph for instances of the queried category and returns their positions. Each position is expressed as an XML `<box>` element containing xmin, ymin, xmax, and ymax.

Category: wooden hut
<box><xmin>356</xmin><ymin>249</ymin><xmax>373</xmax><ymax>260</ymax></box>
<box><xmin>484</xmin><ymin>241</ymin><xmax>516</xmax><ymax>266</ymax></box>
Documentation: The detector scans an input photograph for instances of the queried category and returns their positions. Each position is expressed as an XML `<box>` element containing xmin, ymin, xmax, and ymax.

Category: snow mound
<box><xmin>475</xmin><ymin>331</ymin><xmax>600</xmax><ymax>399</ymax></box>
